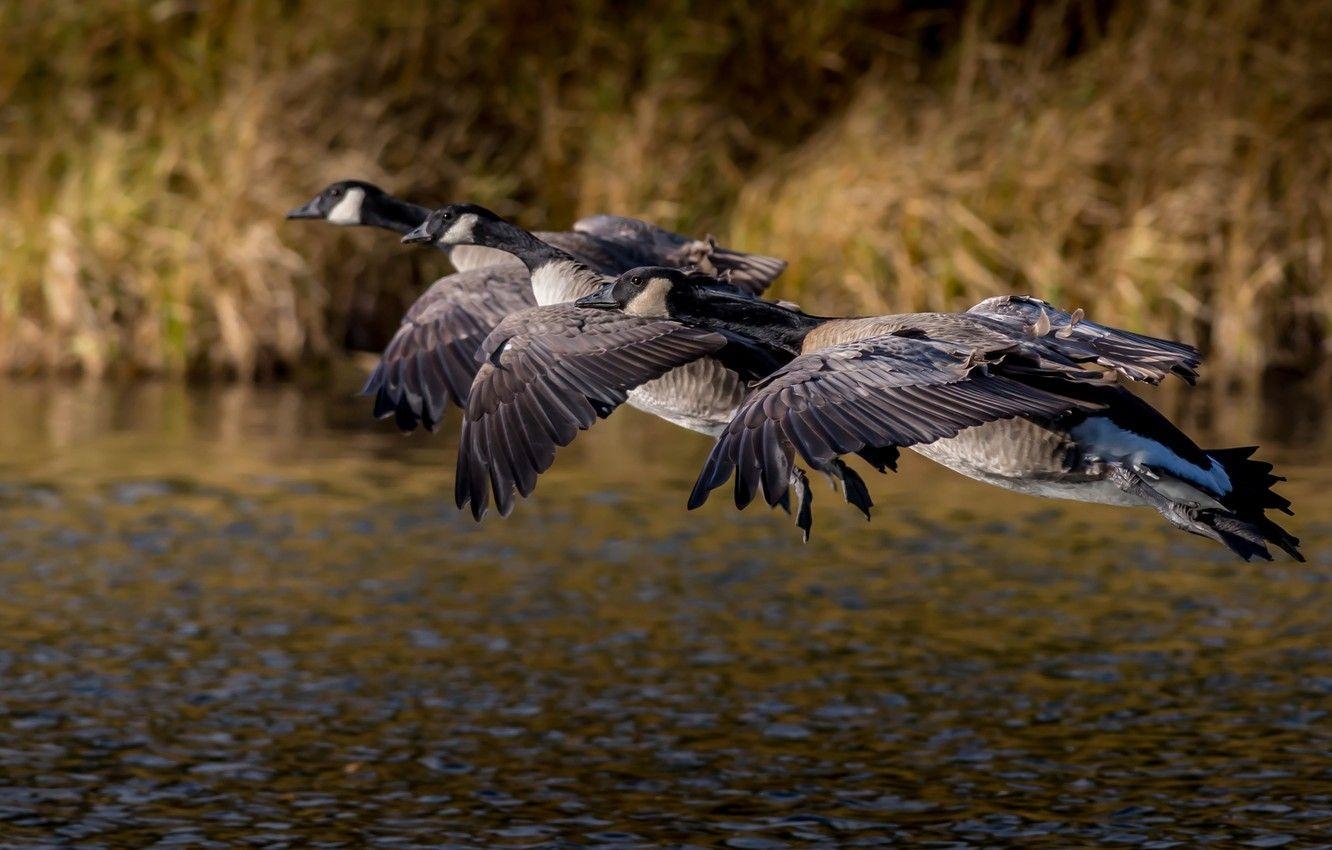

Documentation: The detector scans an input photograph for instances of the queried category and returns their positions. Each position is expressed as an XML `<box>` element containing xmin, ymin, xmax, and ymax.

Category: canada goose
<box><xmin>659</xmin><ymin>270</ymin><xmax>1297</xmax><ymax>561</ymax></box>
<box><xmin>458</xmin><ymin>267</ymin><xmax>1299</xmax><ymax>561</ymax></box>
<box><xmin>288</xmin><ymin>184</ymin><xmax>786</xmax><ymax>432</ymax></box>
<box><xmin>400</xmin><ymin>203</ymin><xmax>786</xmax><ymax>302</ymax></box>
<box><xmin>399</xmin><ymin>206</ymin><xmax>848</xmax><ymax>530</ymax></box>
<box><xmin>450</xmin><ymin>268</ymin><xmax>1098</xmax><ymax>532</ymax></box>
<box><xmin>399</xmin><ymin>204</ymin><xmax>790</xmax><ymax>436</ymax></box>
<box><xmin>289</xmin><ymin>181</ymin><xmax>786</xmax><ymax>281</ymax></box>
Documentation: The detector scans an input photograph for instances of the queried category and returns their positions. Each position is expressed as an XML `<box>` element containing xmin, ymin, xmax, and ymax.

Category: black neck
<box><xmin>670</xmin><ymin>289</ymin><xmax>828</xmax><ymax>357</ymax></box>
<box><xmin>485</xmin><ymin>223</ymin><xmax>580</xmax><ymax>273</ymax></box>
<box><xmin>363</xmin><ymin>195</ymin><xmax>430</xmax><ymax>235</ymax></box>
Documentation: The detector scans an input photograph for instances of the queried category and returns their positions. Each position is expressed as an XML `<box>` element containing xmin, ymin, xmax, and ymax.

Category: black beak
<box><xmin>285</xmin><ymin>198</ymin><xmax>323</xmax><ymax>220</ymax></box>
<box><xmin>401</xmin><ymin>223</ymin><xmax>434</xmax><ymax>245</ymax></box>
<box><xmin>575</xmin><ymin>283</ymin><xmax>620</xmax><ymax>309</ymax></box>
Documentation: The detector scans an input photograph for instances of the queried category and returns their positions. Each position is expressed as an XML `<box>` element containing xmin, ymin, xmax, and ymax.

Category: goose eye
<box><xmin>328</xmin><ymin>187</ymin><xmax>343</xmax><ymax>198</ymax></box>
<box><xmin>631</xmin><ymin>276</ymin><xmax>642</xmax><ymax>286</ymax></box>
<box><xmin>441</xmin><ymin>210</ymin><xmax>454</xmax><ymax>222</ymax></box>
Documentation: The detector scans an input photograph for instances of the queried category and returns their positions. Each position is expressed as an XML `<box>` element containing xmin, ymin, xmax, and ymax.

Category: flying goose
<box><xmin>288</xmin><ymin>181</ymin><xmax>786</xmax><ymax>282</ymax></box>
<box><xmin>399</xmin><ymin>204</ymin><xmax>795</xmax><ymax>437</ymax></box>
<box><xmin>398</xmin><ymin>206</ymin><xmax>853</xmax><ymax>529</ymax></box>
<box><xmin>662</xmin><ymin>272</ymin><xmax>1296</xmax><ymax>561</ymax></box>
<box><xmin>450</xmin><ymin>269</ymin><xmax>1099</xmax><ymax>532</ymax></box>
<box><xmin>459</xmin><ymin>267</ymin><xmax>1300</xmax><ymax>561</ymax></box>
<box><xmin>287</xmin><ymin>184</ymin><xmax>786</xmax><ymax>431</ymax></box>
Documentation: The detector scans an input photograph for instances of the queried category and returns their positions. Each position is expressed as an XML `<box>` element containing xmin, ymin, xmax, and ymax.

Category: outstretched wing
<box><xmin>572</xmin><ymin>214</ymin><xmax>787</xmax><ymax>295</ymax></box>
<box><xmin>458</xmin><ymin>305</ymin><xmax>728</xmax><ymax>519</ymax></box>
<box><xmin>688</xmin><ymin>336</ymin><xmax>1093</xmax><ymax>514</ymax></box>
<box><xmin>362</xmin><ymin>264</ymin><xmax>536</xmax><ymax>432</ymax></box>
<box><xmin>968</xmin><ymin>295</ymin><xmax>1201</xmax><ymax>384</ymax></box>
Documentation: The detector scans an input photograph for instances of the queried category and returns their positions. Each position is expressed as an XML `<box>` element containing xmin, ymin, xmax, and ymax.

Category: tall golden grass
<box><xmin>2</xmin><ymin>0</ymin><xmax>1328</xmax><ymax>384</ymax></box>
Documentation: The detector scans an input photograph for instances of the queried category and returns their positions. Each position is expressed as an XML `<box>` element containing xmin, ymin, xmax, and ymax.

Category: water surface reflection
<box><xmin>0</xmin><ymin>377</ymin><xmax>1329</xmax><ymax>848</ymax></box>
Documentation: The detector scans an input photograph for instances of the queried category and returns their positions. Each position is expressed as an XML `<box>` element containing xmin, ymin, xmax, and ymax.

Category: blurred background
<box><xmin>3</xmin><ymin>0</ymin><xmax>1328</xmax><ymax>388</ymax></box>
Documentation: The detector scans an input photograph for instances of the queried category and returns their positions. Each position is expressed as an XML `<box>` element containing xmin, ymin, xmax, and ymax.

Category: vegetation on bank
<box><xmin>2</xmin><ymin>0</ymin><xmax>1328</xmax><ymax>385</ymax></box>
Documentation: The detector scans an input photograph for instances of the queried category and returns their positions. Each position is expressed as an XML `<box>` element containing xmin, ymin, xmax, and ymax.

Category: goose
<box><xmin>288</xmin><ymin>180</ymin><xmax>519</xmax><ymax>271</ymax></box>
<box><xmin>287</xmin><ymin>183</ymin><xmax>786</xmax><ymax>432</ymax></box>
<box><xmin>398</xmin><ymin>204</ymin><xmax>789</xmax><ymax>435</ymax></box>
<box><xmin>399</xmin><ymin>205</ymin><xmax>875</xmax><ymax>528</ymax></box>
<box><xmin>456</xmin><ymin>266</ymin><xmax>1300</xmax><ymax>561</ymax></box>
<box><xmin>288</xmin><ymin>180</ymin><xmax>785</xmax><ymax>280</ymax></box>
<box><xmin>449</xmin><ymin>268</ymin><xmax>1098</xmax><ymax>533</ymax></box>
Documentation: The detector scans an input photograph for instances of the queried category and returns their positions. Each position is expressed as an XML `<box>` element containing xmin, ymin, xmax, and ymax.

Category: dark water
<box><xmin>1</xmin><ymin>378</ymin><xmax>1330</xmax><ymax>849</ymax></box>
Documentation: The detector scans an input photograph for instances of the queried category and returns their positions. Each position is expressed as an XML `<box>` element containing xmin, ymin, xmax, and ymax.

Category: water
<box><xmin>0</xmin><ymin>377</ymin><xmax>1329</xmax><ymax>848</ymax></box>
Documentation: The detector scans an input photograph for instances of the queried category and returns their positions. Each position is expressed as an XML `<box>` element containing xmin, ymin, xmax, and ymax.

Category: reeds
<box><xmin>2</xmin><ymin>0</ymin><xmax>1328</xmax><ymax>384</ymax></box>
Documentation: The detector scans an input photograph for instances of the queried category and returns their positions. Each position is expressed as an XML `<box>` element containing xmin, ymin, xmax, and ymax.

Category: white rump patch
<box><xmin>1072</xmin><ymin>417</ymin><xmax>1232</xmax><ymax>496</ymax></box>
<box><xmin>326</xmin><ymin>188</ymin><xmax>366</xmax><ymax>225</ymax></box>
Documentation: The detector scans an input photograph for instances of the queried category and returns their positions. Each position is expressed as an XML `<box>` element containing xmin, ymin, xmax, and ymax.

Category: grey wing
<box><xmin>458</xmin><ymin>306</ymin><xmax>728</xmax><ymax>519</ymax></box>
<box><xmin>968</xmin><ymin>295</ymin><xmax>1201</xmax><ymax>384</ymax></box>
<box><xmin>363</xmin><ymin>265</ymin><xmax>536</xmax><ymax>433</ymax></box>
<box><xmin>573</xmin><ymin>214</ymin><xmax>787</xmax><ymax>295</ymax></box>
<box><xmin>688</xmin><ymin>336</ymin><xmax>1094</xmax><ymax>514</ymax></box>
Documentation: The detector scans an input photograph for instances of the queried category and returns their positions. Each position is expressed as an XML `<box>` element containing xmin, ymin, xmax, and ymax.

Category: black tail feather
<box><xmin>1110</xmin><ymin>460</ymin><xmax>1302</xmax><ymax>563</ymax></box>
<box><xmin>1205</xmin><ymin>446</ymin><xmax>1303</xmax><ymax>561</ymax></box>
<box><xmin>1209</xmin><ymin>446</ymin><xmax>1293</xmax><ymax>514</ymax></box>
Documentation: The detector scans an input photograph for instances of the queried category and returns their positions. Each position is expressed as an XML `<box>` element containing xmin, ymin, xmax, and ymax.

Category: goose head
<box><xmin>579</xmin><ymin>266</ymin><xmax>820</xmax><ymax>354</ymax></box>
<box><xmin>577</xmin><ymin>266</ymin><xmax>757</xmax><ymax>317</ymax></box>
<box><xmin>401</xmin><ymin>204</ymin><xmax>508</xmax><ymax>248</ymax></box>
<box><xmin>577</xmin><ymin>267</ymin><xmax>680</xmax><ymax>316</ymax></box>
<box><xmin>286</xmin><ymin>180</ymin><xmax>386</xmax><ymax>225</ymax></box>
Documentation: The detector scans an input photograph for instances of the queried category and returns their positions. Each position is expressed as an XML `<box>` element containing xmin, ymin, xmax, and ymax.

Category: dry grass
<box><xmin>2</xmin><ymin>0</ymin><xmax>1329</xmax><ymax>384</ymax></box>
<box><xmin>733</xmin><ymin>1</ymin><xmax>1332</xmax><ymax>389</ymax></box>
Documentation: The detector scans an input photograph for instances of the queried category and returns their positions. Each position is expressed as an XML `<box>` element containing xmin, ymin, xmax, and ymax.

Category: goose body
<box><xmin>788</xmin><ymin>305</ymin><xmax>1227</xmax><ymax>511</ymax></box>
<box><xmin>672</xmin><ymin>284</ymin><xmax>1296</xmax><ymax>561</ymax></box>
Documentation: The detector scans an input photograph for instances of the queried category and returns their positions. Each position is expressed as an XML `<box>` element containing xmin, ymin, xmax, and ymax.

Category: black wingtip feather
<box><xmin>792</xmin><ymin>467</ymin><xmax>813</xmax><ymax>542</ymax></box>
<box><xmin>829</xmin><ymin>459</ymin><xmax>873</xmax><ymax>520</ymax></box>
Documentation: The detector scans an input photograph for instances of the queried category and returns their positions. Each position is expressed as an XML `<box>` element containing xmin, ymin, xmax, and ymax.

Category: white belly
<box><xmin>625</xmin><ymin>358</ymin><xmax>746</xmax><ymax>437</ymax></box>
<box><xmin>907</xmin><ymin>414</ymin><xmax>1226</xmax><ymax>510</ymax></box>
<box><xmin>626</xmin><ymin>387</ymin><xmax>728</xmax><ymax>436</ymax></box>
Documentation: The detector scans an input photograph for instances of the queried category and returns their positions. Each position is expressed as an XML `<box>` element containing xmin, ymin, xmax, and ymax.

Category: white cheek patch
<box><xmin>624</xmin><ymin>277</ymin><xmax>673</xmax><ymax>317</ymax></box>
<box><xmin>326</xmin><ymin>188</ymin><xmax>366</xmax><ymax>225</ymax></box>
<box><xmin>443</xmin><ymin>214</ymin><xmax>478</xmax><ymax>244</ymax></box>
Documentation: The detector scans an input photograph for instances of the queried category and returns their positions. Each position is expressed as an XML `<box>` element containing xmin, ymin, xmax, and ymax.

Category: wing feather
<box><xmin>689</xmin><ymin>335</ymin><xmax>1098</xmax><ymax>516</ymax></box>
<box><xmin>967</xmin><ymin>295</ymin><xmax>1201</xmax><ymax>384</ymax></box>
<box><xmin>571</xmin><ymin>214</ymin><xmax>786</xmax><ymax>295</ymax></box>
<box><xmin>457</xmin><ymin>305</ymin><xmax>728</xmax><ymax>519</ymax></box>
<box><xmin>363</xmin><ymin>265</ymin><xmax>536</xmax><ymax>432</ymax></box>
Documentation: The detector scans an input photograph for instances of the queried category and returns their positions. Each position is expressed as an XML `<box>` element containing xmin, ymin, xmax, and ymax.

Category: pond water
<box><xmin>0</xmin><ymin>376</ymin><xmax>1329</xmax><ymax>848</ymax></box>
